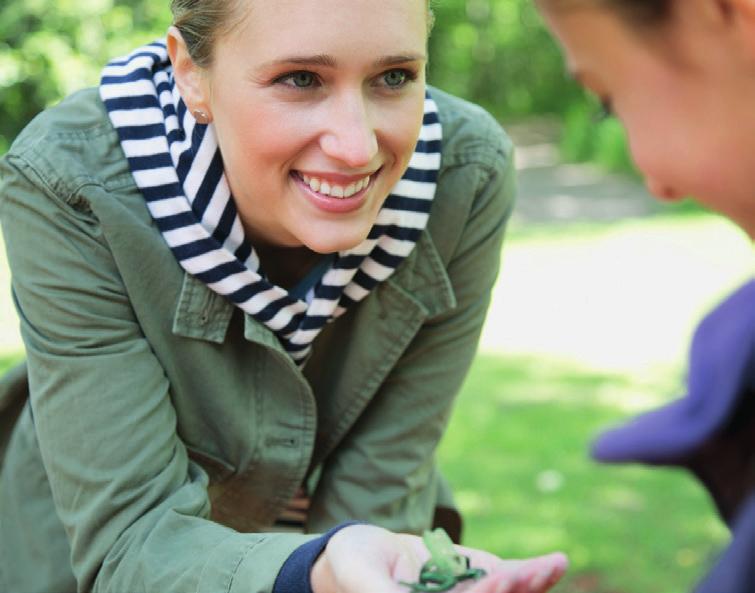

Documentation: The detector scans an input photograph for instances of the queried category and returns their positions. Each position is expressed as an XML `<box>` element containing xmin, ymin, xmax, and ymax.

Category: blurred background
<box><xmin>0</xmin><ymin>1</ymin><xmax>752</xmax><ymax>592</ymax></box>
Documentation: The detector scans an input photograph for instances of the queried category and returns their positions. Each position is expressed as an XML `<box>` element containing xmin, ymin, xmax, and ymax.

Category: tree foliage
<box><xmin>0</xmin><ymin>0</ymin><xmax>170</xmax><ymax>153</ymax></box>
<box><xmin>428</xmin><ymin>0</ymin><xmax>582</xmax><ymax>119</ymax></box>
<box><xmin>0</xmin><ymin>0</ymin><xmax>582</xmax><ymax>154</ymax></box>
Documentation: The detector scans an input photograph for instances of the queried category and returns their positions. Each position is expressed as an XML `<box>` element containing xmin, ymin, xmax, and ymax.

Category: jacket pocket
<box><xmin>185</xmin><ymin>445</ymin><xmax>235</xmax><ymax>484</ymax></box>
<box><xmin>186</xmin><ymin>446</ymin><xmax>269</xmax><ymax>532</ymax></box>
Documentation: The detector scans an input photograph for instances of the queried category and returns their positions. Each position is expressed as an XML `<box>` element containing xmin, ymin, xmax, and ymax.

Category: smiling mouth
<box><xmin>294</xmin><ymin>170</ymin><xmax>378</xmax><ymax>199</ymax></box>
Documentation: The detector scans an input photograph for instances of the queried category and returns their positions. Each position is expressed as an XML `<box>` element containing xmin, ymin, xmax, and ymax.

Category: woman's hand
<box><xmin>311</xmin><ymin>524</ymin><xmax>568</xmax><ymax>593</ymax></box>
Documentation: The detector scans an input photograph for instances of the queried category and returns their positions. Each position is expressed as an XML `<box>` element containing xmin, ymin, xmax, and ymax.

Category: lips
<box><xmin>292</xmin><ymin>168</ymin><xmax>381</xmax><ymax>214</ymax></box>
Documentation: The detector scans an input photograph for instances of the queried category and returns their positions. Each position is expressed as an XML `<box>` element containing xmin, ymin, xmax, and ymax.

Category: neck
<box><xmin>254</xmin><ymin>243</ymin><xmax>322</xmax><ymax>289</ymax></box>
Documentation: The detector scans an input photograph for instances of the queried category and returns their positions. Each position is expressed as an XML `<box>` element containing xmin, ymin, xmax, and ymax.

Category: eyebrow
<box><xmin>260</xmin><ymin>53</ymin><xmax>427</xmax><ymax>69</ymax></box>
<box><xmin>375</xmin><ymin>54</ymin><xmax>427</xmax><ymax>67</ymax></box>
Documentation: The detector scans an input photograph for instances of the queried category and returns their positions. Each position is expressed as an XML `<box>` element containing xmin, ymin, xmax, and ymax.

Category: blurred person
<box><xmin>0</xmin><ymin>0</ymin><xmax>571</xmax><ymax>592</ymax></box>
<box><xmin>534</xmin><ymin>0</ymin><xmax>755</xmax><ymax>591</ymax></box>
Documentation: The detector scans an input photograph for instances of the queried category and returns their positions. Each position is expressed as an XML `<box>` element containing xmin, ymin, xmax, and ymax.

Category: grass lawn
<box><xmin>439</xmin><ymin>211</ymin><xmax>751</xmax><ymax>593</ymax></box>
<box><xmin>439</xmin><ymin>354</ymin><xmax>728</xmax><ymax>593</ymax></box>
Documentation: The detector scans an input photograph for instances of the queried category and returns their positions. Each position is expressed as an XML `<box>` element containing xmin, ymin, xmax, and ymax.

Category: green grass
<box><xmin>439</xmin><ymin>354</ymin><xmax>729</xmax><ymax>593</ymax></box>
<box><xmin>0</xmin><ymin>352</ymin><xmax>23</xmax><ymax>375</ymax></box>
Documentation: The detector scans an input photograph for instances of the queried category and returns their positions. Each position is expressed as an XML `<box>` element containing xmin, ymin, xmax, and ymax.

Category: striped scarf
<box><xmin>99</xmin><ymin>41</ymin><xmax>442</xmax><ymax>366</ymax></box>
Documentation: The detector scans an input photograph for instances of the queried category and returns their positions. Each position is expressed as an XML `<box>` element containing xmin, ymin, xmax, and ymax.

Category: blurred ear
<box><xmin>166</xmin><ymin>26</ymin><xmax>211</xmax><ymax>115</ymax></box>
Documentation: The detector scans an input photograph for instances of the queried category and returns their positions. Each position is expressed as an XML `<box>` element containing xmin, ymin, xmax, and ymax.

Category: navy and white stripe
<box><xmin>100</xmin><ymin>40</ymin><xmax>442</xmax><ymax>366</ymax></box>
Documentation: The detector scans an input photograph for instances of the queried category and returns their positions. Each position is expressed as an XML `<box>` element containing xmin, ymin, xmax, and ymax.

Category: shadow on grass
<box><xmin>439</xmin><ymin>353</ymin><xmax>728</xmax><ymax>593</ymax></box>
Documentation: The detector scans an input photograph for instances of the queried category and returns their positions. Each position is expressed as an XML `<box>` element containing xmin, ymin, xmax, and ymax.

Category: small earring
<box><xmin>192</xmin><ymin>109</ymin><xmax>211</xmax><ymax>125</ymax></box>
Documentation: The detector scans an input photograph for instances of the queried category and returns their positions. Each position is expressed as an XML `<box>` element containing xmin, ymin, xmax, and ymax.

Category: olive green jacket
<box><xmin>0</xmin><ymin>86</ymin><xmax>515</xmax><ymax>593</ymax></box>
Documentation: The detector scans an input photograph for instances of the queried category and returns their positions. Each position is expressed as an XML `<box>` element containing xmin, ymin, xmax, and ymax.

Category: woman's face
<box><xmin>540</xmin><ymin>1</ymin><xmax>755</xmax><ymax>238</ymax></box>
<box><xmin>192</xmin><ymin>0</ymin><xmax>428</xmax><ymax>252</ymax></box>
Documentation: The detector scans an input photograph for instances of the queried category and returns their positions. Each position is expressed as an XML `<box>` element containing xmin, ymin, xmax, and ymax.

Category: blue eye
<box><xmin>278</xmin><ymin>71</ymin><xmax>318</xmax><ymax>89</ymax></box>
<box><xmin>382</xmin><ymin>69</ymin><xmax>410</xmax><ymax>88</ymax></box>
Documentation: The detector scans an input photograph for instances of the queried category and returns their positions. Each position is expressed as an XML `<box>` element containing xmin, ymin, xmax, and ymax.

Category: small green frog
<box><xmin>401</xmin><ymin>528</ymin><xmax>487</xmax><ymax>592</ymax></box>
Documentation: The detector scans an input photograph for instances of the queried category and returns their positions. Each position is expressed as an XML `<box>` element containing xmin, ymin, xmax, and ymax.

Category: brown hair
<box><xmin>170</xmin><ymin>0</ymin><xmax>245</xmax><ymax>67</ymax></box>
<box><xmin>172</xmin><ymin>0</ymin><xmax>436</xmax><ymax>68</ymax></box>
<box><xmin>539</xmin><ymin>0</ymin><xmax>672</xmax><ymax>26</ymax></box>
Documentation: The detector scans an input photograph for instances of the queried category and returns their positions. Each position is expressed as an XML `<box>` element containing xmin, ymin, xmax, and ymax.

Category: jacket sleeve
<box><xmin>0</xmin><ymin>149</ymin><xmax>320</xmax><ymax>593</ymax></box>
<box><xmin>307</xmin><ymin>115</ymin><xmax>515</xmax><ymax>535</ymax></box>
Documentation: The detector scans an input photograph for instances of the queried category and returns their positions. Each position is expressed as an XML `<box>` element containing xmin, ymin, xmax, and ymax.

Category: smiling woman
<box><xmin>167</xmin><ymin>0</ymin><xmax>429</xmax><ymax>254</ymax></box>
<box><xmin>0</xmin><ymin>1</ymin><xmax>569</xmax><ymax>592</ymax></box>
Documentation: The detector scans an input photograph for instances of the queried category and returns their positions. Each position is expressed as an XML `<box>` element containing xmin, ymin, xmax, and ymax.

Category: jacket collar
<box><xmin>172</xmin><ymin>228</ymin><xmax>456</xmax><ymax>352</ymax></box>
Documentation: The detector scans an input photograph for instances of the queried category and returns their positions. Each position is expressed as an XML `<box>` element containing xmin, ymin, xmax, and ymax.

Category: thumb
<box><xmin>314</xmin><ymin>525</ymin><xmax>418</xmax><ymax>593</ymax></box>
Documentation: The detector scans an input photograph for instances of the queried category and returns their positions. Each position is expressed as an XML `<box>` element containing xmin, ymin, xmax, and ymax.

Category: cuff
<box><xmin>272</xmin><ymin>522</ymin><xmax>362</xmax><ymax>593</ymax></box>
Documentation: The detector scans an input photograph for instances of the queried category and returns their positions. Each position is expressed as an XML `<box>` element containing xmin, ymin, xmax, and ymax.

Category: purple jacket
<box><xmin>592</xmin><ymin>280</ymin><xmax>755</xmax><ymax>593</ymax></box>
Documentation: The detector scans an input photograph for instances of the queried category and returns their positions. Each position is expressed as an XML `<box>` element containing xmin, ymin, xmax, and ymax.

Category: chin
<box><xmin>303</xmin><ymin>231</ymin><xmax>370</xmax><ymax>254</ymax></box>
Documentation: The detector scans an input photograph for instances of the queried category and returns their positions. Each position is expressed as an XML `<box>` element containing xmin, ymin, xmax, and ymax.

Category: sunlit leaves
<box><xmin>0</xmin><ymin>0</ymin><xmax>170</xmax><ymax>152</ymax></box>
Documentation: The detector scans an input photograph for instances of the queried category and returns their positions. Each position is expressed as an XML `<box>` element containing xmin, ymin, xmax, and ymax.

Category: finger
<box><xmin>458</xmin><ymin>552</ymin><xmax>567</xmax><ymax>593</ymax></box>
<box><xmin>287</xmin><ymin>487</ymin><xmax>310</xmax><ymax>506</ymax></box>
<box><xmin>286</xmin><ymin>497</ymin><xmax>310</xmax><ymax>511</ymax></box>
<box><xmin>276</xmin><ymin>508</ymin><xmax>308</xmax><ymax>522</ymax></box>
<box><xmin>496</xmin><ymin>552</ymin><xmax>567</xmax><ymax>575</ymax></box>
<box><xmin>527</xmin><ymin>557</ymin><xmax>568</xmax><ymax>593</ymax></box>
<box><xmin>504</xmin><ymin>553</ymin><xmax>569</xmax><ymax>593</ymax></box>
<box><xmin>464</xmin><ymin>572</ymin><xmax>521</xmax><ymax>593</ymax></box>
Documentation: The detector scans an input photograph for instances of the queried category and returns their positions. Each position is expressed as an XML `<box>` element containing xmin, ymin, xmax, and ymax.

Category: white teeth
<box><xmin>359</xmin><ymin>176</ymin><xmax>371</xmax><ymax>191</ymax></box>
<box><xmin>298</xmin><ymin>172</ymin><xmax>373</xmax><ymax>198</ymax></box>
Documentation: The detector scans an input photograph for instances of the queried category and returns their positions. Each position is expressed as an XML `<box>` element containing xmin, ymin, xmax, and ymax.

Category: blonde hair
<box><xmin>172</xmin><ymin>0</ymin><xmax>436</xmax><ymax>68</ymax></box>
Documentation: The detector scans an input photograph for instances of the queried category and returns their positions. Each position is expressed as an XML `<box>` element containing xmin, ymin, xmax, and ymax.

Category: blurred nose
<box><xmin>319</xmin><ymin>92</ymin><xmax>378</xmax><ymax>168</ymax></box>
<box><xmin>645</xmin><ymin>177</ymin><xmax>681</xmax><ymax>202</ymax></box>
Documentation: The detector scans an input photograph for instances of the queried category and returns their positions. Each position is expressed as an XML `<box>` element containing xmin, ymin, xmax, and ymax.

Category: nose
<box><xmin>645</xmin><ymin>177</ymin><xmax>682</xmax><ymax>202</ymax></box>
<box><xmin>319</xmin><ymin>93</ymin><xmax>378</xmax><ymax>168</ymax></box>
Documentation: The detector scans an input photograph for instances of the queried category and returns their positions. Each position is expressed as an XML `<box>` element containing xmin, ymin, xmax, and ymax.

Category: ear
<box><xmin>166</xmin><ymin>26</ymin><xmax>212</xmax><ymax>116</ymax></box>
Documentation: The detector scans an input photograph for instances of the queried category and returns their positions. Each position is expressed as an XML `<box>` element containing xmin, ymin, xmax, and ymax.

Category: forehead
<box><xmin>225</xmin><ymin>0</ymin><xmax>428</xmax><ymax>56</ymax></box>
<box><xmin>551</xmin><ymin>5</ymin><xmax>721</xmax><ymax>94</ymax></box>
<box><xmin>542</xmin><ymin>5</ymin><xmax>665</xmax><ymax>75</ymax></box>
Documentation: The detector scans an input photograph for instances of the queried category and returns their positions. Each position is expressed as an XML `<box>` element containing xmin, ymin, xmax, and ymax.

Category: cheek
<box><xmin>626</xmin><ymin>116</ymin><xmax>731</xmax><ymax>203</ymax></box>
<box><xmin>218</xmin><ymin>103</ymin><xmax>313</xmax><ymax>172</ymax></box>
<box><xmin>621</xmin><ymin>112</ymin><xmax>670</xmax><ymax>181</ymax></box>
<box><xmin>378</xmin><ymin>97</ymin><xmax>426</xmax><ymax>166</ymax></box>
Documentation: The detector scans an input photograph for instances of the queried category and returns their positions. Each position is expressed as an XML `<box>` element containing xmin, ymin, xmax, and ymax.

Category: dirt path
<box><xmin>506</xmin><ymin>117</ymin><xmax>663</xmax><ymax>225</ymax></box>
